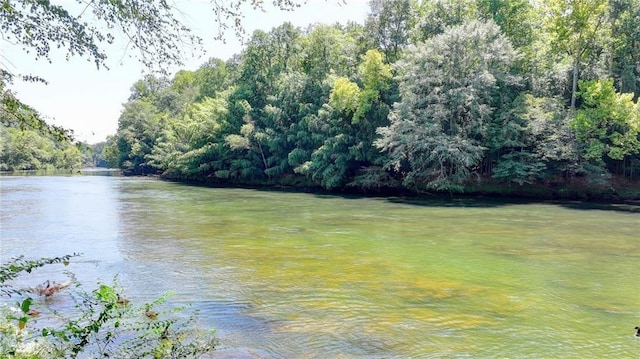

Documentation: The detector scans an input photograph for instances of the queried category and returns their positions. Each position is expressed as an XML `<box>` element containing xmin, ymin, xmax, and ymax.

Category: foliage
<box><xmin>492</xmin><ymin>152</ymin><xmax>547</xmax><ymax>185</ymax></box>
<box><xmin>376</xmin><ymin>19</ymin><xmax>519</xmax><ymax>191</ymax></box>
<box><xmin>103</xmin><ymin>99</ymin><xmax>164</xmax><ymax>175</ymax></box>
<box><xmin>365</xmin><ymin>0</ymin><xmax>412</xmax><ymax>62</ymax></box>
<box><xmin>81</xmin><ymin>142</ymin><xmax>108</xmax><ymax>168</ymax></box>
<box><xmin>411</xmin><ymin>0</ymin><xmax>478</xmax><ymax>41</ymax></box>
<box><xmin>609</xmin><ymin>0</ymin><xmax>640</xmax><ymax>97</ymax></box>
<box><xmin>306</xmin><ymin>49</ymin><xmax>392</xmax><ymax>188</ymax></box>
<box><xmin>0</xmin><ymin>255</ymin><xmax>79</xmax><ymax>296</ymax></box>
<box><xmin>329</xmin><ymin>78</ymin><xmax>361</xmax><ymax>118</ymax></box>
<box><xmin>0</xmin><ymin>255</ymin><xmax>217</xmax><ymax>358</ymax></box>
<box><xmin>0</xmin><ymin>80</ymin><xmax>72</xmax><ymax>142</ymax></box>
<box><xmin>3</xmin><ymin>0</ymin><xmax>640</xmax><ymax>191</ymax></box>
<box><xmin>0</xmin><ymin>124</ymin><xmax>82</xmax><ymax>172</ymax></box>
<box><xmin>520</xmin><ymin>95</ymin><xmax>584</xmax><ymax>177</ymax></box>
<box><xmin>149</xmin><ymin>90</ymin><xmax>232</xmax><ymax>179</ymax></box>
<box><xmin>98</xmin><ymin>0</ymin><xmax>640</xmax><ymax>194</ymax></box>
<box><xmin>541</xmin><ymin>0</ymin><xmax>610</xmax><ymax>109</ymax></box>
<box><xmin>574</xmin><ymin>79</ymin><xmax>640</xmax><ymax>162</ymax></box>
<box><xmin>299</xmin><ymin>24</ymin><xmax>359</xmax><ymax>81</ymax></box>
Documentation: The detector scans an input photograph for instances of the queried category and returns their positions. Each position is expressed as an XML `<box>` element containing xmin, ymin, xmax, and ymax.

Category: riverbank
<box><xmin>159</xmin><ymin>172</ymin><xmax>640</xmax><ymax>204</ymax></box>
<box><xmin>3</xmin><ymin>168</ymin><xmax>638</xmax><ymax>203</ymax></box>
<box><xmin>464</xmin><ymin>176</ymin><xmax>640</xmax><ymax>203</ymax></box>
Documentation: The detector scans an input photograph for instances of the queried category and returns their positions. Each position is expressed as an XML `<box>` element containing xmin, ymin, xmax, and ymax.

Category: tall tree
<box><xmin>194</xmin><ymin>58</ymin><xmax>231</xmax><ymax>101</ymax></box>
<box><xmin>365</xmin><ymin>0</ymin><xmax>413</xmax><ymax>62</ymax></box>
<box><xmin>541</xmin><ymin>0</ymin><xmax>610</xmax><ymax>109</ymax></box>
<box><xmin>299</xmin><ymin>24</ymin><xmax>358</xmax><ymax>81</ymax></box>
<box><xmin>304</xmin><ymin>49</ymin><xmax>394</xmax><ymax>189</ymax></box>
<box><xmin>104</xmin><ymin>100</ymin><xmax>163</xmax><ymax>174</ymax></box>
<box><xmin>476</xmin><ymin>0</ymin><xmax>538</xmax><ymax>85</ymax></box>
<box><xmin>411</xmin><ymin>0</ymin><xmax>478</xmax><ymax>42</ymax></box>
<box><xmin>0</xmin><ymin>124</ymin><xmax>82</xmax><ymax>171</ymax></box>
<box><xmin>477</xmin><ymin>0</ymin><xmax>536</xmax><ymax>50</ymax></box>
<box><xmin>609</xmin><ymin>0</ymin><xmax>640</xmax><ymax>97</ymax></box>
<box><xmin>376</xmin><ymin>20</ymin><xmax>519</xmax><ymax>191</ymax></box>
<box><xmin>574</xmin><ymin>79</ymin><xmax>640</xmax><ymax>169</ymax></box>
<box><xmin>148</xmin><ymin>92</ymin><xmax>233</xmax><ymax>179</ymax></box>
<box><xmin>128</xmin><ymin>75</ymin><xmax>170</xmax><ymax>102</ymax></box>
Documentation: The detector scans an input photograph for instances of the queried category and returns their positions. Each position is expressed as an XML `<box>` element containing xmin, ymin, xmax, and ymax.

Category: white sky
<box><xmin>2</xmin><ymin>1</ymin><xmax>370</xmax><ymax>144</ymax></box>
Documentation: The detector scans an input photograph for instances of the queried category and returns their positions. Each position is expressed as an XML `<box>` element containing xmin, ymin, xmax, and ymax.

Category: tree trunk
<box><xmin>571</xmin><ymin>54</ymin><xmax>579</xmax><ymax>110</ymax></box>
<box><xmin>256</xmin><ymin>140</ymin><xmax>268</xmax><ymax>174</ymax></box>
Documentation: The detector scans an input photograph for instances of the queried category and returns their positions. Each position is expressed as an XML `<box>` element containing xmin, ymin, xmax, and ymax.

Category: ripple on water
<box><xmin>3</xmin><ymin>176</ymin><xmax>640</xmax><ymax>358</ymax></box>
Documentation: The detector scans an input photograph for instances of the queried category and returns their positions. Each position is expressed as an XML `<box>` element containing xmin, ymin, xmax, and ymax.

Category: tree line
<box><xmin>0</xmin><ymin>122</ymin><xmax>83</xmax><ymax>171</ymax></box>
<box><xmin>0</xmin><ymin>116</ymin><xmax>109</xmax><ymax>171</ymax></box>
<box><xmin>7</xmin><ymin>0</ymin><xmax>640</xmax><ymax>195</ymax></box>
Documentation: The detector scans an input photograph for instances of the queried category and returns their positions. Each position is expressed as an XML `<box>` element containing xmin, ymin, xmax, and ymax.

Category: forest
<box><xmin>4</xmin><ymin>0</ymin><xmax>640</xmax><ymax>198</ymax></box>
<box><xmin>0</xmin><ymin>124</ymin><xmax>105</xmax><ymax>171</ymax></box>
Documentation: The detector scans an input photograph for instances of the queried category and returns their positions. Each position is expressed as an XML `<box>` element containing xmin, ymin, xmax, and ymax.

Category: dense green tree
<box><xmin>194</xmin><ymin>58</ymin><xmax>232</xmax><ymax>101</ymax></box>
<box><xmin>103</xmin><ymin>100</ymin><xmax>163</xmax><ymax>174</ymax></box>
<box><xmin>574</xmin><ymin>79</ymin><xmax>640</xmax><ymax>167</ymax></box>
<box><xmin>476</xmin><ymin>0</ymin><xmax>538</xmax><ymax>83</ymax></box>
<box><xmin>329</xmin><ymin>78</ymin><xmax>362</xmax><ymax>119</ymax></box>
<box><xmin>225</xmin><ymin>100</ymin><xmax>273</xmax><ymax>178</ymax></box>
<box><xmin>0</xmin><ymin>125</ymin><xmax>82</xmax><ymax>171</ymax></box>
<box><xmin>299</xmin><ymin>24</ymin><xmax>359</xmax><ymax>81</ymax></box>
<box><xmin>477</xmin><ymin>0</ymin><xmax>536</xmax><ymax>50</ymax></box>
<box><xmin>411</xmin><ymin>0</ymin><xmax>478</xmax><ymax>42</ymax></box>
<box><xmin>82</xmin><ymin>141</ymin><xmax>108</xmax><ymax>168</ymax></box>
<box><xmin>264</xmin><ymin>71</ymin><xmax>322</xmax><ymax>182</ymax></box>
<box><xmin>357</xmin><ymin>49</ymin><xmax>394</xmax><ymax>121</ymax></box>
<box><xmin>329</xmin><ymin>49</ymin><xmax>392</xmax><ymax>125</ymax></box>
<box><xmin>376</xmin><ymin>20</ymin><xmax>519</xmax><ymax>191</ymax></box>
<box><xmin>302</xmin><ymin>50</ymin><xmax>393</xmax><ymax>189</ymax></box>
<box><xmin>365</xmin><ymin>0</ymin><xmax>412</xmax><ymax>62</ymax></box>
<box><xmin>128</xmin><ymin>75</ymin><xmax>170</xmax><ymax>102</ymax></box>
<box><xmin>100</xmin><ymin>0</ymin><xmax>640</xmax><ymax>193</ymax></box>
<box><xmin>609</xmin><ymin>0</ymin><xmax>640</xmax><ymax>97</ymax></box>
<box><xmin>1</xmin><ymin>126</ymin><xmax>53</xmax><ymax>170</ymax></box>
<box><xmin>295</xmin><ymin>104</ymin><xmax>351</xmax><ymax>188</ymax></box>
<box><xmin>541</xmin><ymin>0</ymin><xmax>610</xmax><ymax>109</ymax></box>
<box><xmin>148</xmin><ymin>92</ymin><xmax>233</xmax><ymax>179</ymax></box>
<box><xmin>487</xmin><ymin>94</ymin><xmax>573</xmax><ymax>184</ymax></box>
<box><xmin>235</xmin><ymin>24</ymin><xmax>301</xmax><ymax>110</ymax></box>
<box><xmin>0</xmin><ymin>100</ymin><xmax>82</xmax><ymax>171</ymax></box>
<box><xmin>523</xmin><ymin>95</ymin><xmax>586</xmax><ymax>178</ymax></box>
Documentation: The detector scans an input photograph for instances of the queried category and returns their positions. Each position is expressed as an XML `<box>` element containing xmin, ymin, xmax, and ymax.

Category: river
<box><xmin>1</xmin><ymin>173</ymin><xmax>639</xmax><ymax>358</ymax></box>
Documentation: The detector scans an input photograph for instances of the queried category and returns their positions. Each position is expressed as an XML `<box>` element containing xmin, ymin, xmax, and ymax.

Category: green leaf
<box><xmin>20</xmin><ymin>297</ymin><xmax>32</xmax><ymax>313</ymax></box>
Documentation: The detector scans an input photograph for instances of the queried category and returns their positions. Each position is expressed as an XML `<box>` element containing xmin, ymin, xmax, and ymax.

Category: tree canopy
<box><xmin>2</xmin><ymin>0</ymin><xmax>640</xmax><ymax>197</ymax></box>
<box><xmin>376</xmin><ymin>20</ymin><xmax>519</xmax><ymax>191</ymax></box>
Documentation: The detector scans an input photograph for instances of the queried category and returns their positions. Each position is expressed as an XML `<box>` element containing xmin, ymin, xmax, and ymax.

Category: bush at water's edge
<box><xmin>0</xmin><ymin>255</ymin><xmax>217</xmax><ymax>358</ymax></box>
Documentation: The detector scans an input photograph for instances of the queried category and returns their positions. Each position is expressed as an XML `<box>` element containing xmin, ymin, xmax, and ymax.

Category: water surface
<box><xmin>1</xmin><ymin>174</ymin><xmax>639</xmax><ymax>358</ymax></box>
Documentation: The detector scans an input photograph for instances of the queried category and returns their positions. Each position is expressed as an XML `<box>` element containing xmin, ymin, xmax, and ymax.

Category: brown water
<box><xmin>1</xmin><ymin>174</ymin><xmax>639</xmax><ymax>358</ymax></box>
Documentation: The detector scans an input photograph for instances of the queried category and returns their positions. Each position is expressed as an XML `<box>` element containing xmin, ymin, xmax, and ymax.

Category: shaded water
<box><xmin>1</xmin><ymin>174</ymin><xmax>639</xmax><ymax>357</ymax></box>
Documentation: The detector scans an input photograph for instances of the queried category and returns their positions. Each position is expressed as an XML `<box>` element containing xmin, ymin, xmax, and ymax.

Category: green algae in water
<box><xmin>115</xmin><ymin>183</ymin><xmax>639</xmax><ymax>357</ymax></box>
